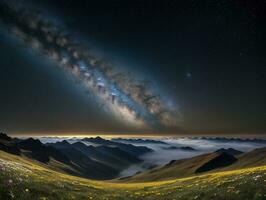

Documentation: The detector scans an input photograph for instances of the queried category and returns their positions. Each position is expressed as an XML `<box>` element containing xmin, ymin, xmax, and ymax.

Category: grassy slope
<box><xmin>120</xmin><ymin>152</ymin><xmax>220</xmax><ymax>182</ymax></box>
<box><xmin>0</xmin><ymin>150</ymin><xmax>265</xmax><ymax>200</ymax></box>
<box><xmin>227</xmin><ymin>148</ymin><xmax>266</xmax><ymax>169</ymax></box>
<box><xmin>123</xmin><ymin>148</ymin><xmax>266</xmax><ymax>183</ymax></box>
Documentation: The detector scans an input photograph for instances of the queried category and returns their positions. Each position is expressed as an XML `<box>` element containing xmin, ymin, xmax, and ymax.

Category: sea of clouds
<box><xmin>37</xmin><ymin>136</ymin><xmax>266</xmax><ymax>177</ymax></box>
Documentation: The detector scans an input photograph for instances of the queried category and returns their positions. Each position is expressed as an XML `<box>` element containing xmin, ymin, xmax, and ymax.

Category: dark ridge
<box><xmin>82</xmin><ymin>137</ymin><xmax>153</xmax><ymax>157</ymax></box>
<box><xmin>198</xmin><ymin>137</ymin><xmax>266</xmax><ymax>144</ymax></box>
<box><xmin>82</xmin><ymin>137</ymin><xmax>108</xmax><ymax>144</ymax></box>
<box><xmin>162</xmin><ymin>146</ymin><xmax>197</xmax><ymax>151</ymax></box>
<box><xmin>215</xmin><ymin>148</ymin><xmax>243</xmax><ymax>156</ymax></box>
<box><xmin>0</xmin><ymin>133</ymin><xmax>11</xmax><ymax>141</ymax></box>
<box><xmin>17</xmin><ymin>138</ymin><xmax>43</xmax><ymax>149</ymax></box>
<box><xmin>165</xmin><ymin>160</ymin><xmax>177</xmax><ymax>167</ymax></box>
<box><xmin>0</xmin><ymin>142</ymin><xmax>21</xmax><ymax>155</ymax></box>
<box><xmin>17</xmin><ymin>138</ymin><xmax>50</xmax><ymax>163</ymax></box>
<box><xmin>46</xmin><ymin>140</ymin><xmax>72</xmax><ymax>149</ymax></box>
<box><xmin>180</xmin><ymin>146</ymin><xmax>197</xmax><ymax>151</ymax></box>
<box><xmin>162</xmin><ymin>146</ymin><xmax>179</xmax><ymax>150</ymax></box>
<box><xmin>71</xmin><ymin>142</ymin><xmax>142</xmax><ymax>170</ymax></box>
<box><xmin>17</xmin><ymin>138</ymin><xmax>70</xmax><ymax>164</ymax></box>
<box><xmin>48</xmin><ymin>141</ymin><xmax>120</xmax><ymax>179</ymax></box>
<box><xmin>147</xmin><ymin>164</ymin><xmax>158</xmax><ymax>170</ymax></box>
<box><xmin>112</xmin><ymin>138</ymin><xmax>168</xmax><ymax>145</ymax></box>
<box><xmin>46</xmin><ymin>146</ymin><xmax>70</xmax><ymax>164</ymax></box>
<box><xmin>196</xmin><ymin>152</ymin><xmax>237</xmax><ymax>173</ymax></box>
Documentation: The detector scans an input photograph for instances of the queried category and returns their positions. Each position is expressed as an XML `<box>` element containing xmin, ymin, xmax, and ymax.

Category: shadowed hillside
<box><xmin>195</xmin><ymin>152</ymin><xmax>237</xmax><ymax>173</ymax></box>
<box><xmin>123</xmin><ymin>147</ymin><xmax>266</xmax><ymax>182</ymax></box>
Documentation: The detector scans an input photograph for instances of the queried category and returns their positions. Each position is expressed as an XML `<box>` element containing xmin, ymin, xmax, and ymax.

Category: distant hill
<box><xmin>224</xmin><ymin>147</ymin><xmax>266</xmax><ymax>170</ymax></box>
<box><xmin>162</xmin><ymin>146</ymin><xmax>197</xmax><ymax>151</ymax></box>
<box><xmin>198</xmin><ymin>137</ymin><xmax>266</xmax><ymax>144</ymax></box>
<box><xmin>0</xmin><ymin>132</ymin><xmax>11</xmax><ymax>141</ymax></box>
<box><xmin>47</xmin><ymin>140</ymin><xmax>119</xmax><ymax>179</ymax></box>
<box><xmin>71</xmin><ymin>142</ymin><xmax>142</xmax><ymax>170</ymax></box>
<box><xmin>111</xmin><ymin>138</ymin><xmax>168</xmax><ymax>145</ymax></box>
<box><xmin>81</xmin><ymin>137</ymin><xmax>153</xmax><ymax>156</ymax></box>
<box><xmin>195</xmin><ymin>152</ymin><xmax>237</xmax><ymax>173</ymax></box>
<box><xmin>17</xmin><ymin>138</ymin><xmax>51</xmax><ymax>163</ymax></box>
<box><xmin>45</xmin><ymin>138</ymin><xmax>153</xmax><ymax>179</ymax></box>
<box><xmin>215</xmin><ymin>148</ymin><xmax>243</xmax><ymax>155</ymax></box>
<box><xmin>0</xmin><ymin>141</ymin><xmax>20</xmax><ymax>155</ymax></box>
<box><xmin>122</xmin><ymin>147</ymin><xmax>266</xmax><ymax>182</ymax></box>
<box><xmin>120</xmin><ymin>152</ymin><xmax>224</xmax><ymax>182</ymax></box>
<box><xmin>17</xmin><ymin>138</ymin><xmax>70</xmax><ymax>164</ymax></box>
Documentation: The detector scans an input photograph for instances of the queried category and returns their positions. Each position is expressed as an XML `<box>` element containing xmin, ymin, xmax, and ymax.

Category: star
<box><xmin>185</xmin><ymin>72</ymin><xmax>192</xmax><ymax>79</ymax></box>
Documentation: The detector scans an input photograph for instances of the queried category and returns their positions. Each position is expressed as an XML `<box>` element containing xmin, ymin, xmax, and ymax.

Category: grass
<box><xmin>0</xmin><ymin>150</ymin><xmax>265</xmax><ymax>200</ymax></box>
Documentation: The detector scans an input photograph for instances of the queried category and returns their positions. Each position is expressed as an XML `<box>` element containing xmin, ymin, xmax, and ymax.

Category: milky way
<box><xmin>0</xmin><ymin>1</ymin><xmax>181</xmax><ymax>129</ymax></box>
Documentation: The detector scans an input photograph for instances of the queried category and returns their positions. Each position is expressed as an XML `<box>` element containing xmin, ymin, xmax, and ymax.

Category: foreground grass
<box><xmin>0</xmin><ymin>150</ymin><xmax>265</xmax><ymax>200</ymax></box>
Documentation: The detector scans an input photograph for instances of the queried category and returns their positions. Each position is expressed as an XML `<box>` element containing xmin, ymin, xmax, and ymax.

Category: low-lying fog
<box><xmin>38</xmin><ymin>136</ymin><xmax>266</xmax><ymax>177</ymax></box>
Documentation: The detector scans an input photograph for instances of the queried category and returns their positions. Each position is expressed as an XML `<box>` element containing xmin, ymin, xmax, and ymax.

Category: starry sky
<box><xmin>0</xmin><ymin>0</ymin><xmax>265</xmax><ymax>136</ymax></box>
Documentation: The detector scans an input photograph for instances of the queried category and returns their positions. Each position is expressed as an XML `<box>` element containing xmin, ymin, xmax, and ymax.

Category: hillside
<box><xmin>0</xmin><ymin>150</ymin><xmax>265</xmax><ymax>200</ymax></box>
<box><xmin>226</xmin><ymin>147</ymin><xmax>266</xmax><ymax>169</ymax></box>
<box><xmin>71</xmin><ymin>142</ymin><xmax>142</xmax><ymax>170</ymax></box>
<box><xmin>0</xmin><ymin>134</ymin><xmax>152</xmax><ymax>180</ymax></box>
<box><xmin>123</xmin><ymin>147</ymin><xmax>266</xmax><ymax>182</ymax></box>
<box><xmin>120</xmin><ymin>152</ymin><xmax>225</xmax><ymax>182</ymax></box>
<box><xmin>15</xmin><ymin>138</ymin><xmax>119</xmax><ymax>179</ymax></box>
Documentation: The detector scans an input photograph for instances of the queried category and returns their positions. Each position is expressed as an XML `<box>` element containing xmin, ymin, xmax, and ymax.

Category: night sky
<box><xmin>0</xmin><ymin>0</ymin><xmax>265</xmax><ymax>136</ymax></box>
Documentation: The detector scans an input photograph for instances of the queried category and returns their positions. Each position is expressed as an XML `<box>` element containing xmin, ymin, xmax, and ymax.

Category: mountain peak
<box><xmin>195</xmin><ymin>152</ymin><xmax>237</xmax><ymax>173</ymax></box>
<box><xmin>0</xmin><ymin>132</ymin><xmax>11</xmax><ymax>141</ymax></box>
<box><xmin>61</xmin><ymin>140</ymin><xmax>70</xmax><ymax>145</ymax></box>
<box><xmin>94</xmin><ymin>136</ymin><xmax>105</xmax><ymax>141</ymax></box>
<box><xmin>19</xmin><ymin>138</ymin><xmax>43</xmax><ymax>147</ymax></box>
<box><xmin>215</xmin><ymin>148</ymin><xmax>243</xmax><ymax>155</ymax></box>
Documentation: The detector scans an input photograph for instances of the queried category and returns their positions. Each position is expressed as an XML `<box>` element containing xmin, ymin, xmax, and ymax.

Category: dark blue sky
<box><xmin>0</xmin><ymin>0</ymin><xmax>265</xmax><ymax>135</ymax></box>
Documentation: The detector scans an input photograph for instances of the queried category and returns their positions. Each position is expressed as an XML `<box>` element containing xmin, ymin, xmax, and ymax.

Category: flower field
<box><xmin>0</xmin><ymin>150</ymin><xmax>265</xmax><ymax>200</ymax></box>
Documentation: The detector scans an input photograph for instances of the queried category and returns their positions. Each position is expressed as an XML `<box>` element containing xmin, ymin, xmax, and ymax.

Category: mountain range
<box><xmin>1</xmin><ymin>133</ymin><xmax>266</xmax><ymax>182</ymax></box>
<box><xmin>0</xmin><ymin>133</ymin><xmax>152</xmax><ymax>180</ymax></box>
<box><xmin>81</xmin><ymin>137</ymin><xmax>153</xmax><ymax>156</ymax></box>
